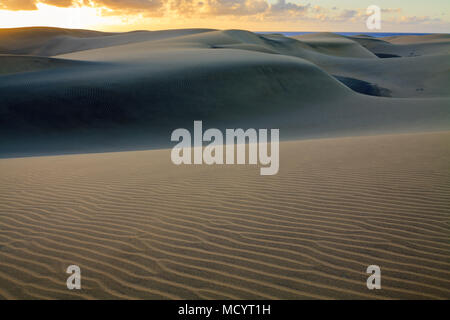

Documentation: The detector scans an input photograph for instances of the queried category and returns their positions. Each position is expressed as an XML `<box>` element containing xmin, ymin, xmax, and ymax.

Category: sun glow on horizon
<box><xmin>0</xmin><ymin>3</ymin><xmax>124</xmax><ymax>30</ymax></box>
<box><xmin>0</xmin><ymin>1</ymin><xmax>448</xmax><ymax>33</ymax></box>
<box><xmin>0</xmin><ymin>3</ymin><xmax>218</xmax><ymax>32</ymax></box>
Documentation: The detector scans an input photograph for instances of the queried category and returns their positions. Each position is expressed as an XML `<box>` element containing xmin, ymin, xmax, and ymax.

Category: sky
<box><xmin>0</xmin><ymin>0</ymin><xmax>449</xmax><ymax>32</ymax></box>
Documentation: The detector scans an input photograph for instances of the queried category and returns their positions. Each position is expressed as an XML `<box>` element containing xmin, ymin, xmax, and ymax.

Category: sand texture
<box><xmin>0</xmin><ymin>131</ymin><xmax>449</xmax><ymax>299</ymax></box>
<box><xmin>0</xmin><ymin>28</ymin><xmax>449</xmax><ymax>299</ymax></box>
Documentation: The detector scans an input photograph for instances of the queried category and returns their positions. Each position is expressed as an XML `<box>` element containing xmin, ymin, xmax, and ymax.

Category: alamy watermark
<box><xmin>366</xmin><ymin>5</ymin><xmax>381</xmax><ymax>30</ymax></box>
<box><xmin>366</xmin><ymin>265</ymin><xmax>381</xmax><ymax>290</ymax></box>
<box><xmin>66</xmin><ymin>265</ymin><xmax>81</xmax><ymax>290</ymax></box>
<box><xmin>171</xmin><ymin>121</ymin><xmax>279</xmax><ymax>175</ymax></box>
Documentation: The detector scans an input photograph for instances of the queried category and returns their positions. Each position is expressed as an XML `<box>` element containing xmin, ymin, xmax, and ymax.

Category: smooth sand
<box><xmin>0</xmin><ymin>27</ymin><xmax>214</xmax><ymax>56</ymax></box>
<box><xmin>0</xmin><ymin>131</ymin><xmax>449</xmax><ymax>299</ymax></box>
<box><xmin>349</xmin><ymin>33</ymin><xmax>450</xmax><ymax>57</ymax></box>
<box><xmin>1</xmin><ymin>29</ymin><xmax>449</xmax><ymax>156</ymax></box>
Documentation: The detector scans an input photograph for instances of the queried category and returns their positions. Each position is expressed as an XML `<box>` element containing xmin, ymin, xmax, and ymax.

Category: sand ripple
<box><xmin>0</xmin><ymin>131</ymin><xmax>449</xmax><ymax>299</ymax></box>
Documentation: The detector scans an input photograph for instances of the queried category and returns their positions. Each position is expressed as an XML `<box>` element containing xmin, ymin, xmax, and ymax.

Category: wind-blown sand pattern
<box><xmin>0</xmin><ymin>131</ymin><xmax>449</xmax><ymax>299</ymax></box>
<box><xmin>0</xmin><ymin>28</ymin><xmax>449</xmax><ymax>299</ymax></box>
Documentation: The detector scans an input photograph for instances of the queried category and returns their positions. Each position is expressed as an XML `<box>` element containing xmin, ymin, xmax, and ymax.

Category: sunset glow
<box><xmin>0</xmin><ymin>3</ymin><xmax>122</xmax><ymax>30</ymax></box>
<box><xmin>0</xmin><ymin>0</ymin><xmax>449</xmax><ymax>32</ymax></box>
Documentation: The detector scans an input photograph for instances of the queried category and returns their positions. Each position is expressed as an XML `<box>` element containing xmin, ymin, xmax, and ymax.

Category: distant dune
<box><xmin>0</xmin><ymin>27</ymin><xmax>214</xmax><ymax>56</ymax></box>
<box><xmin>0</xmin><ymin>27</ymin><xmax>449</xmax><ymax>156</ymax></box>
<box><xmin>291</xmin><ymin>32</ymin><xmax>378</xmax><ymax>58</ymax></box>
<box><xmin>349</xmin><ymin>33</ymin><xmax>450</xmax><ymax>57</ymax></box>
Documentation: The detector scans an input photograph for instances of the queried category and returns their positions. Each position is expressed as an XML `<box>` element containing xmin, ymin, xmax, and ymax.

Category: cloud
<box><xmin>1</xmin><ymin>0</ymin><xmax>448</xmax><ymax>31</ymax></box>
<box><xmin>95</xmin><ymin>0</ymin><xmax>162</xmax><ymax>11</ymax></box>
<box><xmin>168</xmin><ymin>0</ymin><xmax>202</xmax><ymax>17</ymax></box>
<box><xmin>88</xmin><ymin>0</ymin><xmax>163</xmax><ymax>15</ymax></box>
<box><xmin>381</xmin><ymin>8</ymin><xmax>401</xmax><ymax>13</ymax></box>
<box><xmin>41</xmin><ymin>0</ymin><xmax>74</xmax><ymax>7</ymax></box>
<box><xmin>208</xmin><ymin>0</ymin><xmax>269</xmax><ymax>16</ymax></box>
<box><xmin>311</xmin><ymin>5</ymin><xmax>325</xmax><ymax>13</ymax></box>
<box><xmin>269</xmin><ymin>0</ymin><xmax>309</xmax><ymax>14</ymax></box>
<box><xmin>0</xmin><ymin>0</ymin><xmax>164</xmax><ymax>12</ymax></box>
<box><xmin>0</xmin><ymin>0</ymin><xmax>302</xmax><ymax>17</ymax></box>
<box><xmin>0</xmin><ymin>0</ymin><xmax>38</xmax><ymax>10</ymax></box>
<box><xmin>338</xmin><ymin>9</ymin><xmax>358</xmax><ymax>19</ymax></box>
<box><xmin>398</xmin><ymin>15</ymin><xmax>442</xmax><ymax>24</ymax></box>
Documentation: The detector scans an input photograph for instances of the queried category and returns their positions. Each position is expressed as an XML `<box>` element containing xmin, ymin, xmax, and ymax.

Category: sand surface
<box><xmin>0</xmin><ymin>28</ymin><xmax>449</xmax><ymax>299</ymax></box>
<box><xmin>0</xmin><ymin>131</ymin><xmax>449</xmax><ymax>299</ymax></box>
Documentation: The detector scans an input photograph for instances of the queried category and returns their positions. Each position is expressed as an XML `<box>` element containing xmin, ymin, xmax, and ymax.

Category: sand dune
<box><xmin>0</xmin><ymin>46</ymin><xmax>354</xmax><ymax>156</ymax></box>
<box><xmin>0</xmin><ymin>28</ymin><xmax>449</xmax><ymax>300</ymax></box>
<box><xmin>1</xmin><ymin>47</ymin><xmax>448</xmax><ymax>156</ymax></box>
<box><xmin>0</xmin><ymin>131</ymin><xmax>449</xmax><ymax>299</ymax></box>
<box><xmin>39</xmin><ymin>29</ymin><xmax>450</xmax><ymax>102</ymax></box>
<box><xmin>0</xmin><ymin>27</ymin><xmax>111</xmax><ymax>54</ymax></box>
<box><xmin>292</xmin><ymin>32</ymin><xmax>378</xmax><ymax>58</ymax></box>
<box><xmin>349</xmin><ymin>34</ymin><xmax>450</xmax><ymax>57</ymax></box>
<box><xmin>1</xmin><ymin>29</ymin><xmax>449</xmax><ymax>156</ymax></box>
<box><xmin>309</xmin><ymin>53</ymin><xmax>450</xmax><ymax>98</ymax></box>
<box><xmin>0</xmin><ymin>27</ymin><xmax>215</xmax><ymax>56</ymax></box>
<box><xmin>0</xmin><ymin>54</ymin><xmax>90</xmax><ymax>75</ymax></box>
<box><xmin>383</xmin><ymin>34</ymin><xmax>450</xmax><ymax>44</ymax></box>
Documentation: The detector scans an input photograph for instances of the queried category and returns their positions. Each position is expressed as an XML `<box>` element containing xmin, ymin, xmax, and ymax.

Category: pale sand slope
<box><xmin>291</xmin><ymin>32</ymin><xmax>378</xmax><ymax>58</ymax></box>
<box><xmin>307</xmin><ymin>53</ymin><xmax>450</xmax><ymax>98</ymax></box>
<box><xmin>349</xmin><ymin>34</ymin><xmax>450</xmax><ymax>57</ymax></box>
<box><xmin>0</xmin><ymin>131</ymin><xmax>449</xmax><ymax>299</ymax></box>
<box><xmin>0</xmin><ymin>27</ymin><xmax>214</xmax><ymax>56</ymax></box>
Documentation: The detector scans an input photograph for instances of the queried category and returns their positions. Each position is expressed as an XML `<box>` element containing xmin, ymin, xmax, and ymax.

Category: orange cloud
<box><xmin>0</xmin><ymin>0</ymin><xmax>447</xmax><ymax>30</ymax></box>
<box><xmin>0</xmin><ymin>0</ymin><xmax>38</xmax><ymax>10</ymax></box>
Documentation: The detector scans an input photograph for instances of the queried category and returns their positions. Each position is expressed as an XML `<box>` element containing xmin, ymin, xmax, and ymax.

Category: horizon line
<box><xmin>0</xmin><ymin>25</ymin><xmax>447</xmax><ymax>35</ymax></box>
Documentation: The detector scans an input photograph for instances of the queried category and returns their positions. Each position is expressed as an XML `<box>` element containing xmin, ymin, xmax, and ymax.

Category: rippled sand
<box><xmin>1</xmin><ymin>131</ymin><xmax>449</xmax><ymax>299</ymax></box>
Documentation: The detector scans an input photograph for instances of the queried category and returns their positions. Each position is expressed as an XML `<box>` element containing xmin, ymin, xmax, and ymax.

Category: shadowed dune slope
<box><xmin>0</xmin><ymin>48</ymin><xmax>352</xmax><ymax>156</ymax></box>
<box><xmin>2</xmin><ymin>46</ymin><xmax>449</xmax><ymax>156</ymax></box>
<box><xmin>0</xmin><ymin>131</ymin><xmax>449</xmax><ymax>299</ymax></box>
<box><xmin>0</xmin><ymin>55</ymin><xmax>90</xmax><ymax>75</ymax></box>
<box><xmin>1</xmin><ymin>29</ymin><xmax>449</xmax><ymax>156</ymax></box>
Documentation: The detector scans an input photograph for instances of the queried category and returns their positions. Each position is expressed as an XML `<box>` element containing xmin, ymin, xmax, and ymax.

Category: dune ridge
<box><xmin>0</xmin><ymin>27</ymin><xmax>215</xmax><ymax>56</ymax></box>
